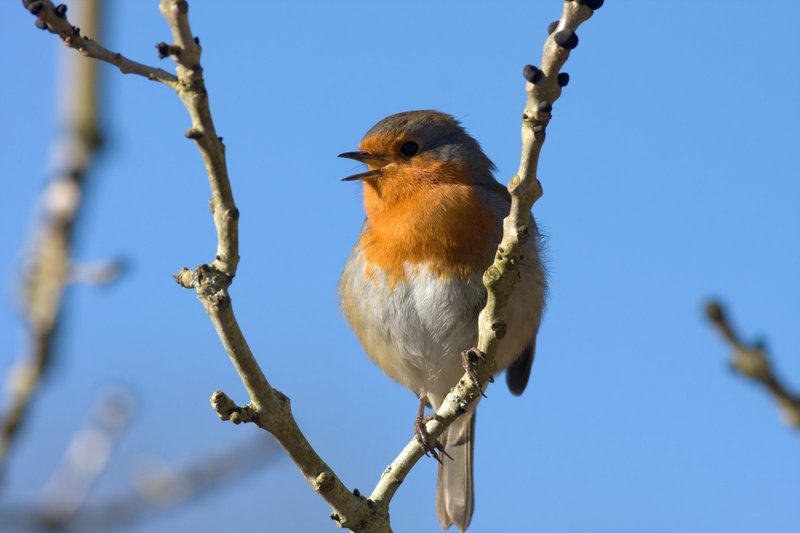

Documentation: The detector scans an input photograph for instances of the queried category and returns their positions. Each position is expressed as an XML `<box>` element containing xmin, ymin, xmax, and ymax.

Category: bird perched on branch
<box><xmin>338</xmin><ymin>110</ymin><xmax>546</xmax><ymax>531</ymax></box>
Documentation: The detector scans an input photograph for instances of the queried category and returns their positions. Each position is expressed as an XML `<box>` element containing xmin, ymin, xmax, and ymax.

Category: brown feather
<box><xmin>436</xmin><ymin>409</ymin><xmax>475</xmax><ymax>531</ymax></box>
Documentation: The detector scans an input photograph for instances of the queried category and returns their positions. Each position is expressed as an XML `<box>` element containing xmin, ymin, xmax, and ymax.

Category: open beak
<box><xmin>338</xmin><ymin>151</ymin><xmax>389</xmax><ymax>181</ymax></box>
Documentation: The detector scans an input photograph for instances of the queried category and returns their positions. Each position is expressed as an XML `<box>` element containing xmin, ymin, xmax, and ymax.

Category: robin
<box><xmin>338</xmin><ymin>110</ymin><xmax>546</xmax><ymax>531</ymax></box>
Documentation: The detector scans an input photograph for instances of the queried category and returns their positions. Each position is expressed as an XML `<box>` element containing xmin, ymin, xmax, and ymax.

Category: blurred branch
<box><xmin>1</xmin><ymin>0</ymin><xmax>106</xmax><ymax>478</ymax></box>
<box><xmin>0</xmin><ymin>435</ymin><xmax>280</xmax><ymax>532</ymax></box>
<box><xmin>705</xmin><ymin>300</ymin><xmax>800</xmax><ymax>428</ymax></box>
<box><xmin>67</xmin><ymin>258</ymin><xmax>127</xmax><ymax>286</ymax></box>
<box><xmin>38</xmin><ymin>388</ymin><xmax>135</xmax><ymax>527</ymax></box>
<box><xmin>369</xmin><ymin>0</ymin><xmax>602</xmax><ymax>509</ymax></box>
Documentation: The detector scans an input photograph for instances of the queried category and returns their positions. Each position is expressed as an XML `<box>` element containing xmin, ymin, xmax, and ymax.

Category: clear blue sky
<box><xmin>2</xmin><ymin>2</ymin><xmax>799</xmax><ymax>532</ymax></box>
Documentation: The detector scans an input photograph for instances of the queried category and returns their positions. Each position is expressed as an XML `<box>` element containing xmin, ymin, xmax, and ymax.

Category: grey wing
<box><xmin>506</xmin><ymin>341</ymin><xmax>535</xmax><ymax>396</ymax></box>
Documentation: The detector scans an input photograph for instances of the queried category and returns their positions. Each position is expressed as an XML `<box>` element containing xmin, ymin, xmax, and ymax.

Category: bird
<box><xmin>338</xmin><ymin>110</ymin><xmax>546</xmax><ymax>531</ymax></box>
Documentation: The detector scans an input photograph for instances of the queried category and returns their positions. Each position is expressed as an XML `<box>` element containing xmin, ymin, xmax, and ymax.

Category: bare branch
<box><xmin>20</xmin><ymin>0</ymin><xmax>178</xmax><ymax>87</ymax></box>
<box><xmin>705</xmin><ymin>300</ymin><xmax>800</xmax><ymax>428</ymax></box>
<box><xmin>370</xmin><ymin>0</ymin><xmax>601</xmax><ymax>508</ymax></box>
<box><xmin>2</xmin><ymin>0</ymin><xmax>106</xmax><ymax>478</ymax></box>
<box><xmin>154</xmin><ymin>1</ymin><xmax>383</xmax><ymax>529</ymax></box>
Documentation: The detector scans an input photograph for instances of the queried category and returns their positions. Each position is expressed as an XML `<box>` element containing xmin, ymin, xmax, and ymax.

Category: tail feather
<box><xmin>436</xmin><ymin>409</ymin><xmax>475</xmax><ymax>531</ymax></box>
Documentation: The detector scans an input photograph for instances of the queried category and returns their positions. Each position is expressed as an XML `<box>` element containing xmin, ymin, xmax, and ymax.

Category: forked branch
<box><xmin>21</xmin><ymin>1</ymin><xmax>603</xmax><ymax>530</ymax></box>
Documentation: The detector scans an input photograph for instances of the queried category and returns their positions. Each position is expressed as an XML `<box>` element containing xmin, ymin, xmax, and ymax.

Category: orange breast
<box><xmin>359</xmin><ymin>159</ymin><xmax>498</xmax><ymax>283</ymax></box>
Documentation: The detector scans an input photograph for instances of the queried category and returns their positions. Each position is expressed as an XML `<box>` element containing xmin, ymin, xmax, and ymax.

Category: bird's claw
<box><xmin>461</xmin><ymin>348</ymin><xmax>492</xmax><ymax>397</ymax></box>
<box><xmin>415</xmin><ymin>412</ymin><xmax>450</xmax><ymax>463</ymax></box>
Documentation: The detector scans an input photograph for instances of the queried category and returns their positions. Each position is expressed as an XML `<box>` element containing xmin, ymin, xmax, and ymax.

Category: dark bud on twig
<box><xmin>185</xmin><ymin>128</ymin><xmax>204</xmax><ymax>140</ymax></box>
<box><xmin>578</xmin><ymin>0</ymin><xmax>605</xmax><ymax>9</ymax></box>
<box><xmin>558</xmin><ymin>72</ymin><xmax>570</xmax><ymax>87</ymax></box>
<box><xmin>554</xmin><ymin>29</ymin><xmax>579</xmax><ymax>50</ymax></box>
<box><xmin>193</xmin><ymin>36</ymin><xmax>200</xmax><ymax>45</ymax></box>
<box><xmin>547</xmin><ymin>20</ymin><xmax>560</xmax><ymax>35</ymax></box>
<box><xmin>54</xmin><ymin>3</ymin><xmax>67</xmax><ymax>17</ymax></box>
<box><xmin>537</xmin><ymin>101</ymin><xmax>552</xmax><ymax>113</ymax></box>
<box><xmin>523</xmin><ymin>64</ymin><xmax>542</xmax><ymax>84</ymax></box>
<box><xmin>156</xmin><ymin>42</ymin><xmax>170</xmax><ymax>59</ymax></box>
<box><xmin>35</xmin><ymin>18</ymin><xmax>48</xmax><ymax>30</ymax></box>
<box><xmin>27</xmin><ymin>1</ymin><xmax>43</xmax><ymax>15</ymax></box>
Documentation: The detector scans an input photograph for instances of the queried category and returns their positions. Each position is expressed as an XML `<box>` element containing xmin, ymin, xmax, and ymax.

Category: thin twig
<box><xmin>705</xmin><ymin>300</ymin><xmax>800</xmax><ymax>428</ymax></box>
<box><xmin>20</xmin><ymin>0</ymin><xmax>178</xmax><ymax>87</ymax></box>
<box><xmin>2</xmin><ymin>0</ymin><xmax>106</xmax><ymax>478</ymax></box>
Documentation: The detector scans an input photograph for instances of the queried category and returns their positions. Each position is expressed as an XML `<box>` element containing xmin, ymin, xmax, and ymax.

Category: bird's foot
<box><xmin>461</xmin><ymin>348</ymin><xmax>494</xmax><ymax>397</ymax></box>
<box><xmin>414</xmin><ymin>397</ymin><xmax>451</xmax><ymax>464</ymax></box>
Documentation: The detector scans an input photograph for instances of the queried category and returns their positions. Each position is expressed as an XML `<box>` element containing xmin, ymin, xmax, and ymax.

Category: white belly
<box><xmin>339</xmin><ymin>240</ymin><xmax>544</xmax><ymax>408</ymax></box>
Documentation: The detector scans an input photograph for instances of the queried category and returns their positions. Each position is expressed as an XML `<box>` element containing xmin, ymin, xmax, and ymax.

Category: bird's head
<box><xmin>339</xmin><ymin>110</ymin><xmax>495</xmax><ymax>206</ymax></box>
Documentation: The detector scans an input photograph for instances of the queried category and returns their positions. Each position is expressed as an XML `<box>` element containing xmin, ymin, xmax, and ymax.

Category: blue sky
<box><xmin>2</xmin><ymin>1</ymin><xmax>799</xmax><ymax>532</ymax></box>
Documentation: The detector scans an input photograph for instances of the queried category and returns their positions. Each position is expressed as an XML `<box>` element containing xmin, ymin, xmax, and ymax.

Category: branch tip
<box><xmin>704</xmin><ymin>300</ymin><xmax>725</xmax><ymax>323</ymax></box>
<box><xmin>173</xmin><ymin>267</ymin><xmax>195</xmax><ymax>288</ymax></box>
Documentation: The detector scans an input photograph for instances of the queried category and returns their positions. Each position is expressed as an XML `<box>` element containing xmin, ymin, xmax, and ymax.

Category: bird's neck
<box><xmin>360</xmin><ymin>180</ymin><xmax>498</xmax><ymax>283</ymax></box>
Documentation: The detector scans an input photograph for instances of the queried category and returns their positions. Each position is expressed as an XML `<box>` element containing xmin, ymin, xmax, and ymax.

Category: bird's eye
<box><xmin>399</xmin><ymin>141</ymin><xmax>419</xmax><ymax>157</ymax></box>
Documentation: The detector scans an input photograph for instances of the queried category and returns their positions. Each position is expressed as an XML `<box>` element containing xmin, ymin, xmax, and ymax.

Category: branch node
<box><xmin>156</xmin><ymin>41</ymin><xmax>182</xmax><ymax>59</ymax></box>
<box><xmin>173</xmin><ymin>267</ymin><xmax>196</xmax><ymax>288</ymax></box>
<box><xmin>184</xmin><ymin>127</ymin><xmax>204</xmax><ymax>140</ymax></box>
<box><xmin>210</xmin><ymin>390</ymin><xmax>257</xmax><ymax>424</ymax></box>
<box><xmin>490</xmin><ymin>320</ymin><xmax>507</xmax><ymax>339</ymax></box>
<box><xmin>314</xmin><ymin>471</ymin><xmax>335</xmax><ymax>493</ymax></box>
